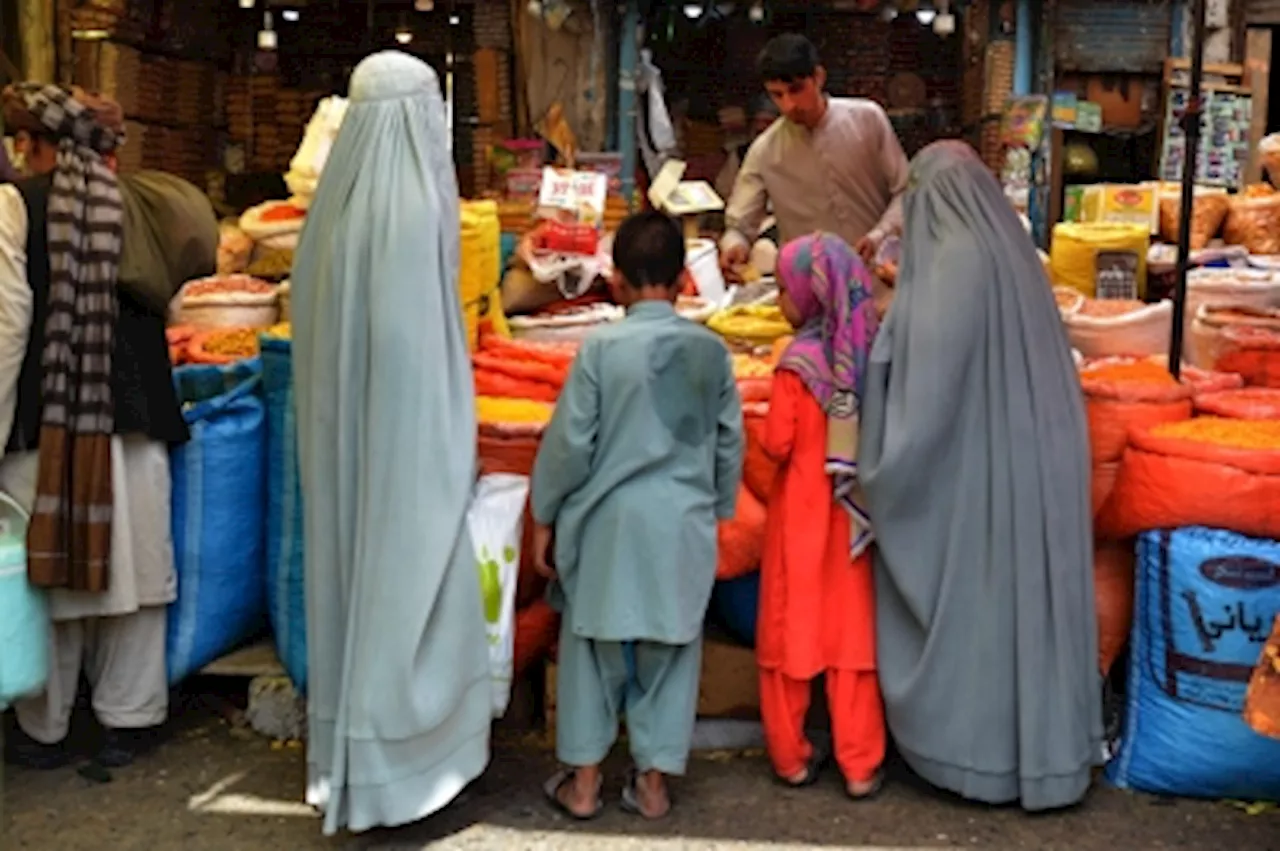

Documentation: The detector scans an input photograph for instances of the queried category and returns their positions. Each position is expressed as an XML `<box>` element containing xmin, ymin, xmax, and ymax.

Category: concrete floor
<box><xmin>3</xmin><ymin>706</ymin><xmax>1278</xmax><ymax>851</ymax></box>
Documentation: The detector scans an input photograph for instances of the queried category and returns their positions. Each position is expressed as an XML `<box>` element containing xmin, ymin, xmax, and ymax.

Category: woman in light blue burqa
<box><xmin>859</xmin><ymin>141</ymin><xmax>1101</xmax><ymax>811</ymax></box>
<box><xmin>291</xmin><ymin>52</ymin><xmax>490</xmax><ymax>835</ymax></box>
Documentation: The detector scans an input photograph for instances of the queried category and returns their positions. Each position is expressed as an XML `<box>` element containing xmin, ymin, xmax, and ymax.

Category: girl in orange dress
<box><xmin>758</xmin><ymin>232</ymin><xmax>885</xmax><ymax>798</ymax></box>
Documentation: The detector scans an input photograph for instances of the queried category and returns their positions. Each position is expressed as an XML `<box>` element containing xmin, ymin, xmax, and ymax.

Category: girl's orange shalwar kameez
<box><xmin>757</xmin><ymin>235</ymin><xmax>885</xmax><ymax>788</ymax></box>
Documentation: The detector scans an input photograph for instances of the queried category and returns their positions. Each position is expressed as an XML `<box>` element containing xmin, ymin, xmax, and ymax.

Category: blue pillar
<box><xmin>1014</xmin><ymin>0</ymin><xmax>1035</xmax><ymax>95</ymax></box>
<box><xmin>1171</xmin><ymin>0</ymin><xmax>1188</xmax><ymax>57</ymax></box>
<box><xmin>617</xmin><ymin>0</ymin><xmax>640</xmax><ymax>209</ymax></box>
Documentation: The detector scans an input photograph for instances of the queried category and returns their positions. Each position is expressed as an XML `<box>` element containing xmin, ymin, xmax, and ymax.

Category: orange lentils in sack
<box><xmin>1150</xmin><ymin>417</ymin><xmax>1280</xmax><ymax>450</ymax></box>
<box><xmin>1080</xmin><ymin>360</ymin><xmax>1193</xmax><ymax>465</ymax></box>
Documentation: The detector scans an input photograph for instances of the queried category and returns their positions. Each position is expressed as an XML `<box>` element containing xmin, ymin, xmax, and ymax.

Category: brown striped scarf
<box><xmin>6</xmin><ymin>84</ymin><xmax>125</xmax><ymax>592</ymax></box>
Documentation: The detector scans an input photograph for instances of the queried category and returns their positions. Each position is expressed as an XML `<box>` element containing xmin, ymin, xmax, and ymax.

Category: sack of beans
<box><xmin>1098</xmin><ymin>418</ymin><xmax>1280</xmax><ymax>540</ymax></box>
<box><xmin>1195</xmin><ymin>387</ymin><xmax>1280</xmax><ymax>420</ymax></box>
<box><xmin>1065</xmin><ymin>299</ymin><xmax>1173</xmax><ymax>360</ymax></box>
<box><xmin>1186</xmin><ymin>304</ymin><xmax>1280</xmax><ymax>376</ymax></box>
<box><xmin>177</xmin><ymin>275</ymin><xmax>280</xmax><ymax>329</ymax></box>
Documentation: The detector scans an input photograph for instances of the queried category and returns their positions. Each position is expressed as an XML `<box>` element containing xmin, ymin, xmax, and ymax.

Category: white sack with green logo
<box><xmin>466</xmin><ymin>473</ymin><xmax>529</xmax><ymax>718</ymax></box>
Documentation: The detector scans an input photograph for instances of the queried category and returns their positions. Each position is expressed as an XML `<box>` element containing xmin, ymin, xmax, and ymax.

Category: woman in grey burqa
<box><xmin>859</xmin><ymin>140</ymin><xmax>1101</xmax><ymax>811</ymax></box>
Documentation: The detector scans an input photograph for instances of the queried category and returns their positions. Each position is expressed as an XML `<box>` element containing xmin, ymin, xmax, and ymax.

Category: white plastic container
<box><xmin>686</xmin><ymin>238</ymin><xmax>726</xmax><ymax>303</ymax></box>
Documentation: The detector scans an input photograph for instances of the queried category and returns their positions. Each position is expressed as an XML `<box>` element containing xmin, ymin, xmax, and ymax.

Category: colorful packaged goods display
<box><xmin>1107</xmin><ymin>527</ymin><xmax>1280</xmax><ymax>800</ymax></box>
<box><xmin>1099</xmin><ymin>418</ymin><xmax>1280</xmax><ymax>541</ymax></box>
<box><xmin>1245</xmin><ymin>616</ymin><xmax>1280</xmax><ymax>739</ymax></box>
<box><xmin>1064</xmin><ymin>299</ymin><xmax>1172</xmax><ymax>360</ymax></box>
<box><xmin>176</xmin><ymin>275</ymin><xmax>280</xmax><ymax>330</ymax></box>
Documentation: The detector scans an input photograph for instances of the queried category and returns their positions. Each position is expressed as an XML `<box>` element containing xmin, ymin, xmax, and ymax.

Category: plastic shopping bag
<box><xmin>0</xmin><ymin>491</ymin><xmax>47</xmax><ymax>709</ymax></box>
<box><xmin>466</xmin><ymin>473</ymin><xmax>529</xmax><ymax>718</ymax></box>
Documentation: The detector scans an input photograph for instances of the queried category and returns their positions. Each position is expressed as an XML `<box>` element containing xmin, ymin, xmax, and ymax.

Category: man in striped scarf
<box><xmin>1</xmin><ymin>84</ymin><xmax>212</xmax><ymax>771</ymax></box>
<box><xmin>3</xmin><ymin>83</ymin><xmax>123</xmax><ymax>593</ymax></box>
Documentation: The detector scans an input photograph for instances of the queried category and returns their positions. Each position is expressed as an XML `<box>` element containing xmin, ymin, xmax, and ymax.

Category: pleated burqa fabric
<box><xmin>859</xmin><ymin>141</ymin><xmax>1101</xmax><ymax>811</ymax></box>
<box><xmin>290</xmin><ymin>52</ymin><xmax>490</xmax><ymax>836</ymax></box>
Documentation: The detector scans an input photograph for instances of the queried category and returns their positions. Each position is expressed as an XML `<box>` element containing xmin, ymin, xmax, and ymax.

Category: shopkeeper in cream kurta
<box><xmin>720</xmin><ymin>34</ymin><xmax>909</xmax><ymax>302</ymax></box>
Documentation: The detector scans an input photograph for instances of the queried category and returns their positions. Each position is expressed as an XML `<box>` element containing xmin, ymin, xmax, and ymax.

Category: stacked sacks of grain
<box><xmin>1080</xmin><ymin>359</ymin><xmax>1195</xmax><ymax>676</ymax></box>
<box><xmin>1099</xmin><ymin>418</ymin><xmax>1280</xmax><ymax>799</ymax></box>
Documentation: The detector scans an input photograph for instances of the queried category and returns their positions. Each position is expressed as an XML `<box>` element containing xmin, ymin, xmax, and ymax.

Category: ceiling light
<box><xmin>258</xmin><ymin>10</ymin><xmax>277</xmax><ymax>50</ymax></box>
<box><xmin>932</xmin><ymin>11</ymin><xmax>955</xmax><ymax>35</ymax></box>
<box><xmin>239</xmin><ymin>0</ymin><xmax>254</xmax><ymax>8</ymax></box>
<box><xmin>748</xmin><ymin>1</ymin><xmax>765</xmax><ymax>22</ymax></box>
<box><xmin>395</xmin><ymin>29</ymin><xmax>413</xmax><ymax>44</ymax></box>
<box><xmin>281</xmin><ymin>9</ymin><xmax>299</xmax><ymax>22</ymax></box>
<box><xmin>449</xmin><ymin>13</ymin><xmax>460</xmax><ymax>24</ymax></box>
<box><xmin>915</xmin><ymin>6</ymin><xmax>936</xmax><ymax>25</ymax></box>
<box><xmin>683</xmin><ymin>3</ymin><xmax>704</xmax><ymax>18</ymax></box>
<box><xmin>415</xmin><ymin>0</ymin><xmax>434</xmax><ymax>9</ymax></box>
<box><xmin>880</xmin><ymin>4</ymin><xmax>898</xmax><ymax>21</ymax></box>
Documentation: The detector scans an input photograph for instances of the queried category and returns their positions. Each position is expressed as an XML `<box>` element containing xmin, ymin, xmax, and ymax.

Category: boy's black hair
<box><xmin>612</xmin><ymin>210</ymin><xmax>685</xmax><ymax>289</ymax></box>
<box><xmin>757</xmin><ymin>34</ymin><xmax>821</xmax><ymax>84</ymax></box>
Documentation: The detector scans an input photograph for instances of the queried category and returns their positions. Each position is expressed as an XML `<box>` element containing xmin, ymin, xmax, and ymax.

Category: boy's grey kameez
<box><xmin>533</xmin><ymin>301</ymin><xmax>744</xmax><ymax>770</ymax></box>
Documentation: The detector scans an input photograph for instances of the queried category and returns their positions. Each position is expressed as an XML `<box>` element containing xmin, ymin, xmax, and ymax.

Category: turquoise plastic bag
<box><xmin>0</xmin><ymin>491</ymin><xmax>47</xmax><ymax>709</ymax></box>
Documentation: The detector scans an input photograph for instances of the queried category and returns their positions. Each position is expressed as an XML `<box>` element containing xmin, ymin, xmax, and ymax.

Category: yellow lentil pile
<box><xmin>475</xmin><ymin>396</ymin><xmax>554</xmax><ymax>426</ymax></box>
<box><xmin>264</xmin><ymin>322</ymin><xmax>292</xmax><ymax>340</ymax></box>
<box><xmin>1151</xmin><ymin>417</ymin><xmax>1280</xmax><ymax>450</ymax></box>
<box><xmin>203</xmin><ymin>328</ymin><xmax>260</xmax><ymax>358</ymax></box>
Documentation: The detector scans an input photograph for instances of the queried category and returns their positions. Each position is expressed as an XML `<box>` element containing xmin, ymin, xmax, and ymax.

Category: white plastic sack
<box><xmin>466</xmin><ymin>473</ymin><xmax>529</xmax><ymax>719</ymax></box>
<box><xmin>285</xmin><ymin>96</ymin><xmax>349</xmax><ymax>208</ymax></box>
<box><xmin>1063</xmin><ymin>300</ymin><xmax>1173</xmax><ymax>359</ymax></box>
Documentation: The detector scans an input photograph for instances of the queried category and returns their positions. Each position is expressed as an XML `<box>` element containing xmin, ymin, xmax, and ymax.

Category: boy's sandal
<box><xmin>543</xmin><ymin>769</ymin><xmax>603</xmax><ymax>821</ymax></box>
<box><xmin>779</xmin><ymin>744</ymin><xmax>829</xmax><ymax>788</ymax></box>
<box><xmin>846</xmin><ymin>770</ymin><xmax>885</xmax><ymax>801</ymax></box>
<box><xmin>620</xmin><ymin>767</ymin><xmax>671</xmax><ymax>820</ymax></box>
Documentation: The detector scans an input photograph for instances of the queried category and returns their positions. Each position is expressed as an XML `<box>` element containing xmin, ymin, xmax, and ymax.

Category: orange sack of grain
<box><xmin>1097</xmin><ymin>418</ymin><xmax>1280</xmax><ymax>540</ymax></box>
<box><xmin>1244</xmin><ymin>615</ymin><xmax>1280</xmax><ymax>740</ymax></box>
<box><xmin>1092</xmin><ymin>461</ymin><xmax>1120</xmax><ymax>518</ymax></box>
<box><xmin>1095</xmin><ymin>538</ymin><xmax>1135</xmax><ymax>677</ymax></box>
<box><xmin>1195</xmin><ymin>387</ymin><xmax>1280</xmax><ymax>420</ymax></box>
<box><xmin>1080</xmin><ymin>360</ymin><xmax>1193</xmax><ymax>465</ymax></box>
<box><xmin>717</xmin><ymin>485</ymin><xmax>767</xmax><ymax>581</ymax></box>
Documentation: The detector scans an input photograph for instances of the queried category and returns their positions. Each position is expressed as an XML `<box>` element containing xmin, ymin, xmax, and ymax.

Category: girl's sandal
<box><xmin>543</xmin><ymin>768</ymin><xmax>604</xmax><ymax>820</ymax></box>
<box><xmin>620</xmin><ymin>768</ymin><xmax>671</xmax><ymax>820</ymax></box>
<box><xmin>846</xmin><ymin>771</ymin><xmax>885</xmax><ymax>801</ymax></box>
<box><xmin>779</xmin><ymin>743</ymin><xmax>829</xmax><ymax>788</ymax></box>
